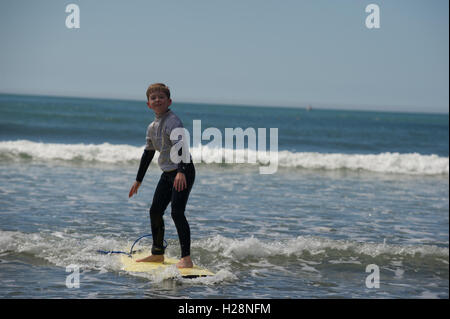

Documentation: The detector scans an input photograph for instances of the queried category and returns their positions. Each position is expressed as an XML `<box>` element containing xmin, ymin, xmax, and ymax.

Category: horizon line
<box><xmin>0</xmin><ymin>91</ymin><xmax>448</xmax><ymax>115</ymax></box>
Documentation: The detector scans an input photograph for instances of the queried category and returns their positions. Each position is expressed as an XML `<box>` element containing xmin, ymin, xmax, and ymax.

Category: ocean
<box><xmin>0</xmin><ymin>94</ymin><xmax>448</xmax><ymax>299</ymax></box>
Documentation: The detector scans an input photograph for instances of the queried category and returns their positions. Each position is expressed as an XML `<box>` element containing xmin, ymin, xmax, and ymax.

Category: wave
<box><xmin>0</xmin><ymin>140</ymin><xmax>448</xmax><ymax>175</ymax></box>
<box><xmin>0</xmin><ymin>140</ymin><xmax>141</xmax><ymax>164</ymax></box>
<box><xmin>1</xmin><ymin>231</ymin><xmax>447</xmax><ymax>272</ymax></box>
<box><xmin>0</xmin><ymin>230</ymin><xmax>236</xmax><ymax>284</ymax></box>
<box><xmin>196</xmin><ymin>235</ymin><xmax>449</xmax><ymax>260</ymax></box>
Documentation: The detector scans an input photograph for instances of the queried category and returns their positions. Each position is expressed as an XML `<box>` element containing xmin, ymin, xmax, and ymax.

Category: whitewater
<box><xmin>1</xmin><ymin>140</ymin><xmax>448</xmax><ymax>175</ymax></box>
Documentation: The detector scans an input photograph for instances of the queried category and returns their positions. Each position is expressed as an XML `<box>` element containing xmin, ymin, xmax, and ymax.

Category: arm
<box><xmin>136</xmin><ymin>149</ymin><xmax>155</xmax><ymax>183</ymax></box>
<box><xmin>166</xmin><ymin>115</ymin><xmax>191</xmax><ymax>192</ymax></box>
<box><xmin>173</xmin><ymin>140</ymin><xmax>190</xmax><ymax>192</ymax></box>
<box><xmin>129</xmin><ymin>149</ymin><xmax>155</xmax><ymax>198</ymax></box>
<box><xmin>176</xmin><ymin>146</ymin><xmax>189</xmax><ymax>174</ymax></box>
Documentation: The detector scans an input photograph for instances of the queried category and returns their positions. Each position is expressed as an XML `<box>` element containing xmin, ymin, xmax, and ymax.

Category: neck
<box><xmin>155</xmin><ymin>109</ymin><xmax>170</xmax><ymax>118</ymax></box>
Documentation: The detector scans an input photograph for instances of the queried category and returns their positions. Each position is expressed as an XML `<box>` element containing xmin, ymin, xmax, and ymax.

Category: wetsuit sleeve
<box><xmin>136</xmin><ymin>149</ymin><xmax>155</xmax><ymax>182</ymax></box>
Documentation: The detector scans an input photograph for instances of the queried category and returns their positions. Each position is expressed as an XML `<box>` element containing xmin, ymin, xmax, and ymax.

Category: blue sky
<box><xmin>0</xmin><ymin>0</ymin><xmax>448</xmax><ymax>113</ymax></box>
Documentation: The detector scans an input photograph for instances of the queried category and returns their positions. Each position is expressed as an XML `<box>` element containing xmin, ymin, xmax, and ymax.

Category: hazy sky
<box><xmin>0</xmin><ymin>0</ymin><xmax>448</xmax><ymax>113</ymax></box>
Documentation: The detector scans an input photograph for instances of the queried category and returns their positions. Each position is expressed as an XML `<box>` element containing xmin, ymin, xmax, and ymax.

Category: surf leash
<box><xmin>97</xmin><ymin>234</ymin><xmax>168</xmax><ymax>258</ymax></box>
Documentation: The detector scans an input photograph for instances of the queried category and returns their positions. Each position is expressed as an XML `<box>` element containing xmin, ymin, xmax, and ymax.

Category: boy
<box><xmin>128</xmin><ymin>83</ymin><xmax>195</xmax><ymax>269</ymax></box>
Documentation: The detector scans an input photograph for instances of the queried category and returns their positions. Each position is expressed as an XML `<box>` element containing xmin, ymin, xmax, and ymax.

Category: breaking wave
<box><xmin>1</xmin><ymin>231</ymin><xmax>447</xmax><ymax>274</ymax></box>
<box><xmin>0</xmin><ymin>140</ymin><xmax>448</xmax><ymax>175</ymax></box>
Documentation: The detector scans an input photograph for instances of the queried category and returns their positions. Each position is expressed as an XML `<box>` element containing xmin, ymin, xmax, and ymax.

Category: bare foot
<box><xmin>136</xmin><ymin>255</ymin><xmax>164</xmax><ymax>263</ymax></box>
<box><xmin>176</xmin><ymin>256</ymin><xmax>193</xmax><ymax>268</ymax></box>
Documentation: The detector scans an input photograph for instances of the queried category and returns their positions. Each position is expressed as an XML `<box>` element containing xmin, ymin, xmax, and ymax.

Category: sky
<box><xmin>0</xmin><ymin>0</ymin><xmax>448</xmax><ymax>113</ymax></box>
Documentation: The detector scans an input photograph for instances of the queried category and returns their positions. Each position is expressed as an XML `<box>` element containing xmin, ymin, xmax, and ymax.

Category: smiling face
<box><xmin>147</xmin><ymin>91</ymin><xmax>172</xmax><ymax>115</ymax></box>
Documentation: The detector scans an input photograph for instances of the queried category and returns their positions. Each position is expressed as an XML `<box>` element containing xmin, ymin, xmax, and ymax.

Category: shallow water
<box><xmin>0</xmin><ymin>162</ymin><xmax>448</xmax><ymax>298</ymax></box>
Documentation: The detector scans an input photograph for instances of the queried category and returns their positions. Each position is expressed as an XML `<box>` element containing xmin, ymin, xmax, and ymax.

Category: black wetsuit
<box><xmin>136</xmin><ymin>110</ymin><xmax>194</xmax><ymax>258</ymax></box>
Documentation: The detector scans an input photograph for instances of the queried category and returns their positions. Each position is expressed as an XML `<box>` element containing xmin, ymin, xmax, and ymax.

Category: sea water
<box><xmin>0</xmin><ymin>94</ymin><xmax>448</xmax><ymax>298</ymax></box>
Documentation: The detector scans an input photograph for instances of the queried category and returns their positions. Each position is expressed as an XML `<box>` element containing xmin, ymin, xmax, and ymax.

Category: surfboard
<box><xmin>120</xmin><ymin>250</ymin><xmax>214</xmax><ymax>278</ymax></box>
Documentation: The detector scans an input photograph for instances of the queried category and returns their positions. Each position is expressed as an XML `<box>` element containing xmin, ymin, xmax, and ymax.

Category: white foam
<box><xmin>198</xmin><ymin>235</ymin><xmax>449</xmax><ymax>260</ymax></box>
<box><xmin>2</xmin><ymin>229</ymin><xmax>449</xmax><ymax>267</ymax></box>
<box><xmin>0</xmin><ymin>230</ymin><xmax>235</xmax><ymax>284</ymax></box>
<box><xmin>1</xmin><ymin>140</ymin><xmax>448</xmax><ymax>175</ymax></box>
<box><xmin>0</xmin><ymin>230</ymin><xmax>125</xmax><ymax>272</ymax></box>
<box><xmin>151</xmin><ymin>265</ymin><xmax>182</xmax><ymax>283</ymax></box>
<box><xmin>276</xmin><ymin>150</ymin><xmax>449</xmax><ymax>175</ymax></box>
<box><xmin>0</xmin><ymin>140</ymin><xmax>142</xmax><ymax>164</ymax></box>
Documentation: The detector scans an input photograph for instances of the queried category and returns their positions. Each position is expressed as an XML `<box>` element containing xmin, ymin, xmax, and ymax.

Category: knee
<box><xmin>170</xmin><ymin>206</ymin><xmax>185</xmax><ymax>221</ymax></box>
<box><xmin>149</xmin><ymin>204</ymin><xmax>164</xmax><ymax>218</ymax></box>
<box><xmin>171</xmin><ymin>198</ymin><xmax>186</xmax><ymax>213</ymax></box>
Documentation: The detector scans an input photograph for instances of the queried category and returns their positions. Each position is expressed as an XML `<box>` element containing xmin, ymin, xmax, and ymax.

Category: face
<box><xmin>147</xmin><ymin>91</ymin><xmax>172</xmax><ymax>115</ymax></box>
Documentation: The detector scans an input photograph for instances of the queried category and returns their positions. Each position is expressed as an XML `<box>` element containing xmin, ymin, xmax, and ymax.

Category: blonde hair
<box><xmin>146</xmin><ymin>83</ymin><xmax>171</xmax><ymax>101</ymax></box>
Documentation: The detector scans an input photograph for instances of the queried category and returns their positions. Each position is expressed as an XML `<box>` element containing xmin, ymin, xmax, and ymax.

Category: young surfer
<box><xmin>128</xmin><ymin>83</ymin><xmax>195</xmax><ymax>269</ymax></box>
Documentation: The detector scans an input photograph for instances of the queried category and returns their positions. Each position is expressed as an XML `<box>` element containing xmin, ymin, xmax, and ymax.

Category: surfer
<box><xmin>128</xmin><ymin>83</ymin><xmax>195</xmax><ymax>269</ymax></box>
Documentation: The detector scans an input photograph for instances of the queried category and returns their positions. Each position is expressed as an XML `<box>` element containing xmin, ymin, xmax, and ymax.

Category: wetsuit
<box><xmin>136</xmin><ymin>109</ymin><xmax>194</xmax><ymax>258</ymax></box>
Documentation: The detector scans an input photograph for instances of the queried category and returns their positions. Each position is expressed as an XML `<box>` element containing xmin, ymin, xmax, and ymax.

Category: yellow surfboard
<box><xmin>120</xmin><ymin>250</ymin><xmax>214</xmax><ymax>278</ymax></box>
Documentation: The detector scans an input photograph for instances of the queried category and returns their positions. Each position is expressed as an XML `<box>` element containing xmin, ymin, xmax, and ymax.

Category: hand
<box><xmin>173</xmin><ymin>172</ymin><xmax>187</xmax><ymax>192</ymax></box>
<box><xmin>129</xmin><ymin>181</ymin><xmax>141</xmax><ymax>198</ymax></box>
